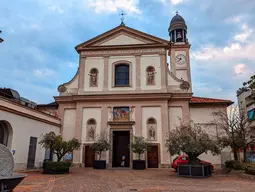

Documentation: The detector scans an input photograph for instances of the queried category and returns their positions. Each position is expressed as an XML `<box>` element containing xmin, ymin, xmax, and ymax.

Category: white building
<box><xmin>0</xmin><ymin>96</ymin><xmax>60</xmax><ymax>171</ymax></box>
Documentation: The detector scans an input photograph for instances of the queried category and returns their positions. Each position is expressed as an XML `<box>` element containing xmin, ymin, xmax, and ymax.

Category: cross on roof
<box><xmin>119</xmin><ymin>10</ymin><xmax>126</xmax><ymax>26</ymax></box>
<box><xmin>176</xmin><ymin>11</ymin><xmax>178</xmax><ymax>15</ymax></box>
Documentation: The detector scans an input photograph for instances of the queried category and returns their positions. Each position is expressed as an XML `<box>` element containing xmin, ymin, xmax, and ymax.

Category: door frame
<box><xmin>83</xmin><ymin>144</ymin><xmax>95</xmax><ymax>167</ymax></box>
<box><xmin>112</xmin><ymin>130</ymin><xmax>131</xmax><ymax>168</ymax></box>
<box><xmin>109</xmin><ymin>126</ymin><xmax>133</xmax><ymax>168</ymax></box>
<box><xmin>146</xmin><ymin>143</ymin><xmax>160</xmax><ymax>168</ymax></box>
<box><xmin>27</xmin><ymin>137</ymin><xmax>37</xmax><ymax>169</ymax></box>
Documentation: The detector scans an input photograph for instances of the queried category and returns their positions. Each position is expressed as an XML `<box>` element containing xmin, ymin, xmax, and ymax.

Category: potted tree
<box><xmin>165</xmin><ymin>123</ymin><xmax>221</xmax><ymax>177</ymax></box>
<box><xmin>131</xmin><ymin>136</ymin><xmax>150</xmax><ymax>170</ymax></box>
<box><xmin>39</xmin><ymin>132</ymin><xmax>81</xmax><ymax>174</ymax></box>
<box><xmin>91</xmin><ymin>133</ymin><xmax>111</xmax><ymax>169</ymax></box>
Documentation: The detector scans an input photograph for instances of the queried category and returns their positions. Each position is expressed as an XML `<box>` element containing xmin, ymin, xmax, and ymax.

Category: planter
<box><xmin>43</xmin><ymin>162</ymin><xmax>71</xmax><ymax>174</ymax></box>
<box><xmin>177</xmin><ymin>164</ymin><xmax>212</xmax><ymax>178</ymax></box>
<box><xmin>0</xmin><ymin>174</ymin><xmax>26</xmax><ymax>191</ymax></box>
<box><xmin>93</xmin><ymin>160</ymin><xmax>106</xmax><ymax>169</ymax></box>
<box><xmin>133</xmin><ymin>160</ymin><xmax>146</xmax><ymax>170</ymax></box>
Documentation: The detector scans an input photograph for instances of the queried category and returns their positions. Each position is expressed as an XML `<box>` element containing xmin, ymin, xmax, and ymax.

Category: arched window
<box><xmin>0</xmin><ymin>121</ymin><xmax>12</xmax><ymax>148</ymax></box>
<box><xmin>147</xmin><ymin>117</ymin><xmax>157</xmax><ymax>140</ymax></box>
<box><xmin>146</xmin><ymin>66</ymin><xmax>156</xmax><ymax>85</ymax></box>
<box><xmin>87</xmin><ymin>119</ymin><xmax>96</xmax><ymax>141</ymax></box>
<box><xmin>115</xmin><ymin>64</ymin><xmax>129</xmax><ymax>86</ymax></box>
<box><xmin>89</xmin><ymin>68</ymin><xmax>98</xmax><ymax>87</ymax></box>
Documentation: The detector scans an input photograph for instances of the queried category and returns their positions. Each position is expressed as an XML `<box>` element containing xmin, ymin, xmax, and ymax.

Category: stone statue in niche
<box><xmin>146</xmin><ymin>66</ymin><xmax>156</xmax><ymax>85</ymax></box>
<box><xmin>88</xmin><ymin>127</ymin><xmax>94</xmax><ymax>141</ymax></box>
<box><xmin>89</xmin><ymin>68</ymin><xmax>98</xmax><ymax>87</ymax></box>
<box><xmin>89</xmin><ymin>73</ymin><xmax>97</xmax><ymax>87</ymax></box>
<box><xmin>147</xmin><ymin>72</ymin><xmax>154</xmax><ymax>85</ymax></box>
<box><xmin>149</xmin><ymin>127</ymin><xmax>156</xmax><ymax>140</ymax></box>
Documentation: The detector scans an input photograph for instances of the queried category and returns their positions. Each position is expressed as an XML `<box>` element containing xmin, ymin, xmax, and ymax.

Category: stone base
<box><xmin>71</xmin><ymin>163</ymin><xmax>84</xmax><ymax>168</ymax></box>
<box><xmin>159</xmin><ymin>164</ymin><xmax>172</xmax><ymax>168</ymax></box>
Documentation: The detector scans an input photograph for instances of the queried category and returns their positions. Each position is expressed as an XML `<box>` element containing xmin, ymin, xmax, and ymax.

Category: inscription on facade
<box><xmin>81</xmin><ymin>48</ymin><xmax>165</xmax><ymax>56</ymax></box>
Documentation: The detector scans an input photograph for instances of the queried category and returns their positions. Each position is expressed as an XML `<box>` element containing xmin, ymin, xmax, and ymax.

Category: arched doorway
<box><xmin>0</xmin><ymin>120</ymin><xmax>13</xmax><ymax>148</ymax></box>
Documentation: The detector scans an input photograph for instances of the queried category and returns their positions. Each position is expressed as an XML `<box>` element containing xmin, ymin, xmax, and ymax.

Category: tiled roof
<box><xmin>190</xmin><ymin>96</ymin><xmax>233</xmax><ymax>105</ymax></box>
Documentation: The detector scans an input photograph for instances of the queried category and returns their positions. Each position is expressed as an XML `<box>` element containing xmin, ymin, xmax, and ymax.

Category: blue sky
<box><xmin>0</xmin><ymin>0</ymin><xmax>254</xmax><ymax>104</ymax></box>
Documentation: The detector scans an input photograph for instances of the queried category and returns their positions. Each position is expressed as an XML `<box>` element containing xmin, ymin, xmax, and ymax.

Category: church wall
<box><xmin>108</xmin><ymin>56</ymin><xmax>136</xmax><ymax>91</ymax></box>
<box><xmin>140</xmin><ymin>55</ymin><xmax>161</xmax><ymax>90</ymax></box>
<box><xmin>84</xmin><ymin>57</ymin><xmax>104</xmax><ymax>91</ymax></box>
<box><xmin>81</xmin><ymin>108</ymin><xmax>102</xmax><ymax>144</ymax></box>
<box><xmin>142</xmin><ymin>106</ymin><xmax>162</xmax><ymax>162</ymax></box>
<box><xmin>190</xmin><ymin>106</ymin><xmax>230</xmax><ymax>166</ymax></box>
<box><xmin>168</xmin><ymin>107</ymin><xmax>183</xmax><ymax>129</ymax></box>
<box><xmin>66</xmin><ymin>75</ymin><xmax>78</xmax><ymax>89</ymax></box>
<box><xmin>176</xmin><ymin>70</ymin><xmax>188</xmax><ymax>81</ymax></box>
<box><xmin>62</xmin><ymin>109</ymin><xmax>76</xmax><ymax>141</ymax></box>
<box><xmin>167</xmin><ymin>71</ymin><xmax>180</xmax><ymax>86</ymax></box>
<box><xmin>100</xmin><ymin>34</ymin><xmax>146</xmax><ymax>46</ymax></box>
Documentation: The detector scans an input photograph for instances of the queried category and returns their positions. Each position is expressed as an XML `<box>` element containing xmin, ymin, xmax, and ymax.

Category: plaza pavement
<box><xmin>15</xmin><ymin>168</ymin><xmax>255</xmax><ymax>192</ymax></box>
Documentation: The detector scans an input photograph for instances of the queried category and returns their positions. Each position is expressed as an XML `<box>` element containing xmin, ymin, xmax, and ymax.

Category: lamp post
<box><xmin>0</xmin><ymin>31</ymin><xmax>4</xmax><ymax>43</ymax></box>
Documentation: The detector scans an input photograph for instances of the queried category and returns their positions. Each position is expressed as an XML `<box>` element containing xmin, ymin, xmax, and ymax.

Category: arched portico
<box><xmin>0</xmin><ymin>120</ymin><xmax>13</xmax><ymax>148</ymax></box>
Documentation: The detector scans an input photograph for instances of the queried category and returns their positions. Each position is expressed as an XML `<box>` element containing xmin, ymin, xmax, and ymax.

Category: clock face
<box><xmin>176</xmin><ymin>54</ymin><xmax>186</xmax><ymax>65</ymax></box>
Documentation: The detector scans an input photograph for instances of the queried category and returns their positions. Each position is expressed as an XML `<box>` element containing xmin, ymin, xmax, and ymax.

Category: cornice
<box><xmin>80</xmin><ymin>47</ymin><xmax>166</xmax><ymax>57</ymax></box>
<box><xmin>54</xmin><ymin>92</ymin><xmax>193</xmax><ymax>103</ymax></box>
<box><xmin>0</xmin><ymin>105</ymin><xmax>61</xmax><ymax>127</ymax></box>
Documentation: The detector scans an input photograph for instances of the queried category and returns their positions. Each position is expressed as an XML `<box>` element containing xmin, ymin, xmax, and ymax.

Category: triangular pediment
<box><xmin>75</xmin><ymin>25</ymin><xmax>169</xmax><ymax>52</ymax></box>
<box><xmin>96</xmin><ymin>33</ymin><xmax>148</xmax><ymax>46</ymax></box>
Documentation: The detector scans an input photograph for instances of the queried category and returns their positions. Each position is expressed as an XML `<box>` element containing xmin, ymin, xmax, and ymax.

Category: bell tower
<box><xmin>168</xmin><ymin>12</ymin><xmax>192</xmax><ymax>91</ymax></box>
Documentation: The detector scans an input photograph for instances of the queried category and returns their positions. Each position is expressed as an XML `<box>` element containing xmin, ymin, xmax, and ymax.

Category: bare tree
<box><xmin>213</xmin><ymin>106</ymin><xmax>255</xmax><ymax>162</ymax></box>
<box><xmin>212</xmin><ymin>107</ymin><xmax>240</xmax><ymax>161</ymax></box>
<box><xmin>236</xmin><ymin>107</ymin><xmax>255</xmax><ymax>162</ymax></box>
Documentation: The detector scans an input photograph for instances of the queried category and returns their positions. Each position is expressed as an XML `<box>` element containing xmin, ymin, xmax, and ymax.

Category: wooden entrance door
<box><xmin>147</xmin><ymin>145</ymin><xmax>159</xmax><ymax>168</ymax></box>
<box><xmin>112</xmin><ymin>131</ymin><xmax>130</xmax><ymax>167</ymax></box>
<box><xmin>27</xmin><ymin>137</ymin><xmax>37</xmax><ymax>169</ymax></box>
<box><xmin>85</xmin><ymin>145</ymin><xmax>95</xmax><ymax>167</ymax></box>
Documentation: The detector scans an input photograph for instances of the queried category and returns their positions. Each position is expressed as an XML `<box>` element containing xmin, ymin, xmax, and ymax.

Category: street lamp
<box><xmin>0</xmin><ymin>31</ymin><xmax>4</xmax><ymax>43</ymax></box>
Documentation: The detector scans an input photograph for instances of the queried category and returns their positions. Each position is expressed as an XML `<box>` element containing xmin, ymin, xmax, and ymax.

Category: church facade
<box><xmin>54</xmin><ymin>13</ymin><xmax>233</xmax><ymax>168</ymax></box>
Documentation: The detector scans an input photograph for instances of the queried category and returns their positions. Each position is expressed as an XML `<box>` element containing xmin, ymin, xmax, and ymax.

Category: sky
<box><xmin>0</xmin><ymin>0</ymin><xmax>255</xmax><ymax>104</ymax></box>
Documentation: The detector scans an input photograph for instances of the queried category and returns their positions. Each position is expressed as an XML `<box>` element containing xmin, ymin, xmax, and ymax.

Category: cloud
<box><xmin>225</xmin><ymin>16</ymin><xmax>242</xmax><ymax>24</ymax></box>
<box><xmin>48</xmin><ymin>4</ymin><xmax>65</xmax><ymax>14</ymax></box>
<box><xmin>191</xmin><ymin>41</ymin><xmax>255</xmax><ymax>61</ymax></box>
<box><xmin>87</xmin><ymin>0</ymin><xmax>141</xmax><ymax>14</ymax></box>
<box><xmin>233</xmin><ymin>64</ymin><xmax>248</xmax><ymax>76</ymax></box>
<box><xmin>67</xmin><ymin>62</ymin><xmax>77</xmax><ymax>68</ymax></box>
<box><xmin>34</xmin><ymin>68</ymin><xmax>55</xmax><ymax>78</ymax></box>
<box><xmin>30</xmin><ymin>24</ymin><xmax>41</xmax><ymax>30</ymax></box>
<box><xmin>171</xmin><ymin>0</ymin><xmax>183</xmax><ymax>5</ymax></box>
<box><xmin>234</xmin><ymin>24</ymin><xmax>253</xmax><ymax>43</ymax></box>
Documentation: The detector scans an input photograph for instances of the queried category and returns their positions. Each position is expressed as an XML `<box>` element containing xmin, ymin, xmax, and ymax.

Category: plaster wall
<box><xmin>62</xmin><ymin>109</ymin><xmax>76</xmax><ymax>141</ymax></box>
<box><xmin>84</xmin><ymin>57</ymin><xmax>104</xmax><ymax>91</ymax></box>
<box><xmin>0</xmin><ymin>110</ymin><xmax>60</xmax><ymax>171</ymax></box>
<box><xmin>81</xmin><ymin>108</ymin><xmax>102</xmax><ymax>144</ymax></box>
<box><xmin>140</xmin><ymin>55</ymin><xmax>161</xmax><ymax>90</ymax></box>
<box><xmin>100</xmin><ymin>34</ymin><xmax>146</xmax><ymax>46</ymax></box>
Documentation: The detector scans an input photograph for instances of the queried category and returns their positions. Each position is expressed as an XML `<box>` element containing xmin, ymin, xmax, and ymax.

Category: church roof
<box><xmin>168</xmin><ymin>13</ymin><xmax>187</xmax><ymax>32</ymax></box>
<box><xmin>170</xmin><ymin>14</ymin><xmax>186</xmax><ymax>25</ymax></box>
<box><xmin>190</xmin><ymin>96</ymin><xmax>233</xmax><ymax>106</ymax></box>
<box><xmin>75</xmin><ymin>25</ymin><xmax>169</xmax><ymax>52</ymax></box>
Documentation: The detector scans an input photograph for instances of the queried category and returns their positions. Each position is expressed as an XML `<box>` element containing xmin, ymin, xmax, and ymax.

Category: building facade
<box><xmin>55</xmin><ymin>13</ymin><xmax>233</xmax><ymax>168</ymax></box>
<box><xmin>0</xmin><ymin>95</ymin><xmax>61</xmax><ymax>170</ymax></box>
<box><xmin>237</xmin><ymin>90</ymin><xmax>255</xmax><ymax>162</ymax></box>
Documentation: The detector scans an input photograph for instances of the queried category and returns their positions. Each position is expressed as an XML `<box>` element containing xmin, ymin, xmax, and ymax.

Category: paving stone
<box><xmin>15</xmin><ymin>168</ymin><xmax>255</xmax><ymax>192</ymax></box>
